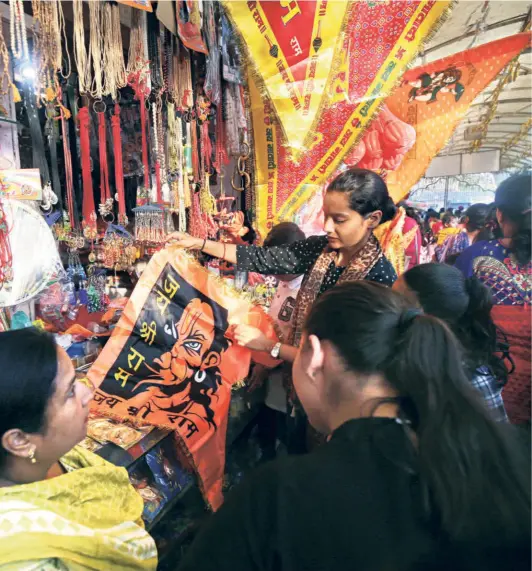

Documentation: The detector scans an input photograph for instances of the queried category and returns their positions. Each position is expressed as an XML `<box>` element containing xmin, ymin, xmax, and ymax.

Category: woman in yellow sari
<box><xmin>0</xmin><ymin>328</ymin><xmax>157</xmax><ymax>570</ymax></box>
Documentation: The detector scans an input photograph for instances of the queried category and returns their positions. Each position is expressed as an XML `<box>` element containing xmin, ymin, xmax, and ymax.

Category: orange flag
<box><xmin>386</xmin><ymin>32</ymin><xmax>532</xmax><ymax>201</ymax></box>
<box><xmin>88</xmin><ymin>249</ymin><xmax>279</xmax><ymax>510</ymax></box>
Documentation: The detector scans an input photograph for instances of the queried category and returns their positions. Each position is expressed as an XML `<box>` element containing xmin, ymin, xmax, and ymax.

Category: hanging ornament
<box><xmin>78</xmin><ymin>106</ymin><xmax>97</xmax><ymax>240</ymax></box>
<box><xmin>133</xmin><ymin>206</ymin><xmax>165</xmax><ymax>246</ymax></box>
<box><xmin>32</xmin><ymin>0</ymin><xmax>70</xmax><ymax>95</ymax></box>
<box><xmin>88</xmin><ymin>0</ymin><xmax>103</xmax><ymax>99</ymax></box>
<box><xmin>0</xmin><ymin>9</ymin><xmax>16</xmax><ymax>100</ymax></box>
<box><xmin>72</xmin><ymin>0</ymin><xmax>92</xmax><ymax>95</ymax></box>
<box><xmin>9</xmin><ymin>0</ymin><xmax>29</xmax><ymax>61</ymax></box>
<box><xmin>60</xmin><ymin>103</ymin><xmax>77</xmax><ymax>230</ymax></box>
<box><xmin>111</xmin><ymin>103</ymin><xmax>128</xmax><ymax>226</ymax></box>
<box><xmin>96</xmin><ymin>102</ymin><xmax>113</xmax><ymax>219</ymax></box>
<box><xmin>102</xmin><ymin>3</ymin><xmax>127</xmax><ymax>100</ymax></box>
<box><xmin>102</xmin><ymin>224</ymin><xmax>137</xmax><ymax>271</ymax></box>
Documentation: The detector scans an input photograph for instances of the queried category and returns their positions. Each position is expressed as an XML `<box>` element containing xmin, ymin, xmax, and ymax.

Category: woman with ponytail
<box><xmin>395</xmin><ymin>263</ymin><xmax>508</xmax><ymax>421</ymax></box>
<box><xmin>178</xmin><ymin>282</ymin><xmax>529</xmax><ymax>571</ymax></box>
<box><xmin>455</xmin><ymin>173</ymin><xmax>531</xmax><ymax>424</ymax></box>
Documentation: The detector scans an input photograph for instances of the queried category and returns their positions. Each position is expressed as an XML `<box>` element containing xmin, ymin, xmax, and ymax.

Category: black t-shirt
<box><xmin>178</xmin><ymin>418</ymin><xmax>435</xmax><ymax>571</ymax></box>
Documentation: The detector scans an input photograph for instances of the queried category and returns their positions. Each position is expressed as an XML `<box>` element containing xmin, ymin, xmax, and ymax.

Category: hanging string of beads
<box><xmin>32</xmin><ymin>0</ymin><xmax>70</xmax><ymax>96</ymax></box>
<box><xmin>103</xmin><ymin>3</ymin><xmax>127</xmax><ymax>100</ymax></box>
<box><xmin>88</xmin><ymin>0</ymin><xmax>103</xmax><ymax>100</ymax></box>
<box><xmin>0</xmin><ymin>14</ymin><xmax>17</xmax><ymax>100</ymax></box>
<box><xmin>9</xmin><ymin>0</ymin><xmax>29</xmax><ymax>61</ymax></box>
<box><xmin>73</xmin><ymin>0</ymin><xmax>91</xmax><ymax>95</ymax></box>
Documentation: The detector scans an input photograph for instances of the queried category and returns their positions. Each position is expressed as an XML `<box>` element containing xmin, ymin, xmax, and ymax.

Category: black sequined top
<box><xmin>237</xmin><ymin>235</ymin><xmax>396</xmax><ymax>296</ymax></box>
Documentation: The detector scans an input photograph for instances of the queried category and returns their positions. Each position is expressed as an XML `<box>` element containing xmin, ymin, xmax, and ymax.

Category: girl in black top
<box><xmin>177</xmin><ymin>282</ymin><xmax>530</xmax><ymax>571</ymax></box>
<box><xmin>167</xmin><ymin>168</ymin><xmax>397</xmax><ymax>364</ymax></box>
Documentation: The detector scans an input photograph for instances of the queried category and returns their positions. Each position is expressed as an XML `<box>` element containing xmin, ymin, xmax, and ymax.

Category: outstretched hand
<box><xmin>166</xmin><ymin>232</ymin><xmax>203</xmax><ymax>250</ymax></box>
<box><xmin>233</xmin><ymin>324</ymin><xmax>274</xmax><ymax>353</ymax></box>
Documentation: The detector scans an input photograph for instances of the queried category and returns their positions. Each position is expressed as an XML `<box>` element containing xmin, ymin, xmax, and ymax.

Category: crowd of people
<box><xmin>0</xmin><ymin>168</ymin><xmax>529</xmax><ymax>570</ymax></box>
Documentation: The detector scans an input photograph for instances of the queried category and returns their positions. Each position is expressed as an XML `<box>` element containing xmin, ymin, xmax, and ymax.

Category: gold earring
<box><xmin>28</xmin><ymin>448</ymin><xmax>37</xmax><ymax>464</ymax></box>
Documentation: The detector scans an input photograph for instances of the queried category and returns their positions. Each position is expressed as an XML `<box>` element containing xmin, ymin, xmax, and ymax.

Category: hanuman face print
<box><xmin>93</xmin><ymin>263</ymin><xmax>231</xmax><ymax>436</ymax></box>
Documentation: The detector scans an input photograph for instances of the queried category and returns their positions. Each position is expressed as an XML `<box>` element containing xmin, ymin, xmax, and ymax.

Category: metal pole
<box><xmin>443</xmin><ymin>177</ymin><xmax>449</xmax><ymax>209</ymax></box>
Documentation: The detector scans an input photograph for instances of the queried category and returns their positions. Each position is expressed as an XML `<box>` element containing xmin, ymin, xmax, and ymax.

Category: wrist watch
<box><xmin>270</xmin><ymin>342</ymin><xmax>282</xmax><ymax>359</ymax></box>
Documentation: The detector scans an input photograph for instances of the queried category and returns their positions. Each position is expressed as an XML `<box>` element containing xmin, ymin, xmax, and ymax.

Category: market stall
<box><xmin>0</xmin><ymin>0</ymin><xmax>530</xmax><ymax>566</ymax></box>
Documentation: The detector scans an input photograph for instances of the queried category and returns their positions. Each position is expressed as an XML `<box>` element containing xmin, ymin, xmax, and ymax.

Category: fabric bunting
<box><xmin>244</xmin><ymin>0</ymin><xmax>452</xmax><ymax>238</ymax></box>
<box><xmin>384</xmin><ymin>32</ymin><xmax>532</xmax><ymax>201</ymax></box>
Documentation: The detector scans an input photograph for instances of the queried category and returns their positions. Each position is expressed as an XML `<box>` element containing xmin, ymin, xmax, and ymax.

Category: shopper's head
<box><xmin>323</xmin><ymin>168</ymin><xmax>396</xmax><ymax>250</ymax></box>
<box><xmin>0</xmin><ymin>329</ymin><xmax>92</xmax><ymax>481</ymax></box>
<box><xmin>494</xmin><ymin>173</ymin><xmax>531</xmax><ymax>265</ymax></box>
<box><xmin>293</xmin><ymin>281</ymin><xmax>529</xmax><ymax>542</ymax></box>
<box><xmin>264</xmin><ymin>222</ymin><xmax>306</xmax><ymax>282</ymax></box>
<box><xmin>442</xmin><ymin>213</ymin><xmax>456</xmax><ymax>228</ymax></box>
<box><xmin>463</xmin><ymin>203</ymin><xmax>492</xmax><ymax>236</ymax></box>
<box><xmin>395</xmin><ymin>263</ymin><xmax>506</xmax><ymax>379</ymax></box>
<box><xmin>427</xmin><ymin>209</ymin><xmax>439</xmax><ymax>221</ymax></box>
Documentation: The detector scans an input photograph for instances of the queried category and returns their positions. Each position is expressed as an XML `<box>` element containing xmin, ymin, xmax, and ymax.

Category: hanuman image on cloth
<box><xmin>123</xmin><ymin>297</ymin><xmax>231</xmax><ymax>430</ymax></box>
<box><xmin>408</xmin><ymin>67</ymin><xmax>465</xmax><ymax>104</ymax></box>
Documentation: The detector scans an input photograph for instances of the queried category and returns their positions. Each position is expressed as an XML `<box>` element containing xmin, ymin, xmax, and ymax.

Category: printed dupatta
<box><xmin>290</xmin><ymin>234</ymin><xmax>383</xmax><ymax>347</ymax></box>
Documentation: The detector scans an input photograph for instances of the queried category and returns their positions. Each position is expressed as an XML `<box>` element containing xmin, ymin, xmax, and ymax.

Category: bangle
<box><xmin>223</xmin><ymin>243</ymin><xmax>226</xmax><ymax>259</ymax></box>
<box><xmin>201</xmin><ymin>239</ymin><xmax>207</xmax><ymax>252</ymax></box>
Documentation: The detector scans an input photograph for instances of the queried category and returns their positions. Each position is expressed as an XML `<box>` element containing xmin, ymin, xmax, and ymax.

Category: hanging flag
<box><xmin>223</xmin><ymin>0</ymin><xmax>349</xmax><ymax>153</ymax></box>
<box><xmin>248</xmin><ymin>0</ymin><xmax>452</xmax><ymax>238</ymax></box>
<box><xmin>385</xmin><ymin>32</ymin><xmax>532</xmax><ymax>202</ymax></box>
<box><xmin>88</xmin><ymin>249</ymin><xmax>279</xmax><ymax>510</ymax></box>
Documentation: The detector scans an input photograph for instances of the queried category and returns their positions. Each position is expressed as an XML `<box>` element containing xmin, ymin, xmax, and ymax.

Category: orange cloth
<box><xmin>88</xmin><ymin>249</ymin><xmax>279</xmax><ymax>510</ymax></box>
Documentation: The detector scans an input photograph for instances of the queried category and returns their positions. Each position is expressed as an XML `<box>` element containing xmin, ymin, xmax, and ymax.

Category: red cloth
<box><xmin>493</xmin><ymin>305</ymin><xmax>531</xmax><ymax>425</ymax></box>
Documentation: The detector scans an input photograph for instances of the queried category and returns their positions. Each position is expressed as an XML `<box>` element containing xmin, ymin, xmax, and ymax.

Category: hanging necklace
<box><xmin>0</xmin><ymin>14</ymin><xmax>16</xmax><ymax>98</ymax></box>
<box><xmin>32</xmin><ymin>0</ymin><xmax>70</xmax><ymax>95</ymax></box>
<box><xmin>9</xmin><ymin>0</ymin><xmax>28</xmax><ymax>61</ymax></box>
<box><xmin>88</xmin><ymin>0</ymin><xmax>103</xmax><ymax>99</ymax></box>
<box><xmin>73</xmin><ymin>0</ymin><xmax>91</xmax><ymax>95</ymax></box>
<box><xmin>103</xmin><ymin>3</ymin><xmax>126</xmax><ymax>100</ymax></box>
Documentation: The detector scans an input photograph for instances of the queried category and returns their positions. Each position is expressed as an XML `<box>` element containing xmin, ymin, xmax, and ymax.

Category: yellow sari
<box><xmin>0</xmin><ymin>447</ymin><xmax>157</xmax><ymax>570</ymax></box>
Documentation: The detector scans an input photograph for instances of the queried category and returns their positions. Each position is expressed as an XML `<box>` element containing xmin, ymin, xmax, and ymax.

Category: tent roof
<box><xmin>411</xmin><ymin>1</ymin><xmax>531</xmax><ymax>171</ymax></box>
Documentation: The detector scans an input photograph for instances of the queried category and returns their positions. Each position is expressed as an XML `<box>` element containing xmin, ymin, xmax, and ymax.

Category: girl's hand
<box><xmin>233</xmin><ymin>324</ymin><xmax>274</xmax><ymax>353</ymax></box>
<box><xmin>166</xmin><ymin>232</ymin><xmax>203</xmax><ymax>250</ymax></box>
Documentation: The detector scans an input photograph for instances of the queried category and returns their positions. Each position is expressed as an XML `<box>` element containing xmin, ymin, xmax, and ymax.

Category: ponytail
<box><xmin>510</xmin><ymin>210</ymin><xmax>531</xmax><ymax>266</ymax></box>
<box><xmin>305</xmin><ymin>282</ymin><xmax>530</xmax><ymax>545</ymax></box>
<box><xmin>386</xmin><ymin>312</ymin><xmax>529</xmax><ymax>543</ymax></box>
<box><xmin>494</xmin><ymin>173</ymin><xmax>531</xmax><ymax>265</ymax></box>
